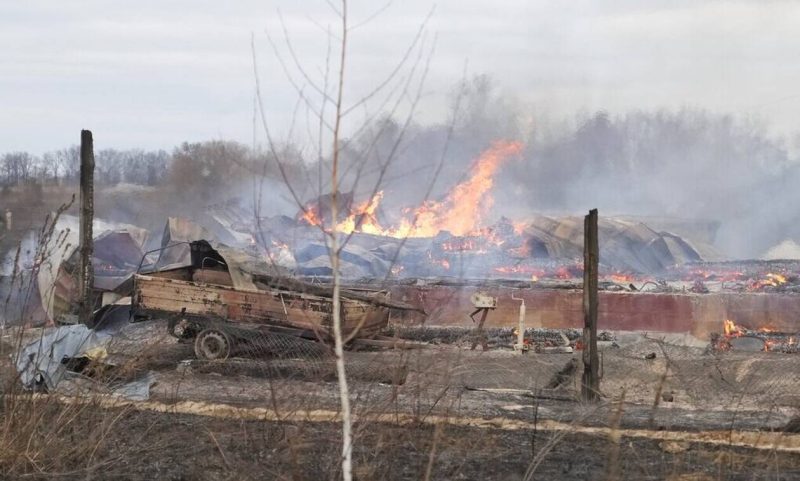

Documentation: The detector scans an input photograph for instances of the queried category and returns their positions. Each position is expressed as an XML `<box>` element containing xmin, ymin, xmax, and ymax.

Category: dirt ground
<box><xmin>3</xmin><ymin>320</ymin><xmax>800</xmax><ymax>480</ymax></box>
<box><xmin>5</xmin><ymin>408</ymin><xmax>800</xmax><ymax>481</ymax></box>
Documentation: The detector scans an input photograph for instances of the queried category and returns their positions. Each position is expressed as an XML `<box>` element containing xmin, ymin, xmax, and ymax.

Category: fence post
<box><xmin>581</xmin><ymin>208</ymin><xmax>600</xmax><ymax>402</ymax></box>
<box><xmin>78</xmin><ymin>130</ymin><xmax>95</xmax><ymax>325</ymax></box>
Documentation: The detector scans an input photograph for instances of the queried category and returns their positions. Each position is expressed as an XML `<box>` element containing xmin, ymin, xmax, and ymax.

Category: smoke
<box><xmin>330</xmin><ymin>76</ymin><xmax>800</xmax><ymax>259</ymax></box>
<box><xmin>3</xmin><ymin>75</ymin><xmax>798</xmax><ymax>260</ymax></box>
<box><xmin>0</xmin><ymin>231</ymin><xmax>38</xmax><ymax>277</ymax></box>
<box><xmin>504</xmin><ymin>109</ymin><xmax>800</xmax><ymax>258</ymax></box>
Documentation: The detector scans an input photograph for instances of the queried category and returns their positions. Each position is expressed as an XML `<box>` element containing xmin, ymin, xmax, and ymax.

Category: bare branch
<box><xmin>278</xmin><ymin>11</ymin><xmax>337</xmax><ymax>106</ymax></box>
<box><xmin>264</xmin><ymin>26</ymin><xmax>335</xmax><ymax>133</ymax></box>
<box><xmin>304</xmin><ymin>14</ymin><xmax>342</xmax><ymax>42</ymax></box>
<box><xmin>378</xmin><ymin>59</ymin><xmax>469</xmax><ymax>283</ymax></box>
<box><xmin>325</xmin><ymin>0</ymin><xmax>343</xmax><ymax>18</ymax></box>
<box><xmin>337</xmin><ymin>31</ymin><xmax>433</xmax><ymax>185</ymax></box>
<box><xmin>348</xmin><ymin>1</ymin><xmax>393</xmax><ymax>32</ymax></box>
<box><xmin>251</xmin><ymin>34</ymin><xmax>323</xmax><ymax>236</ymax></box>
<box><xmin>342</xmin><ymin>7</ymin><xmax>434</xmax><ymax>117</ymax></box>
<box><xmin>286</xmin><ymin>86</ymin><xmax>306</xmax><ymax>142</ymax></box>
<box><xmin>339</xmin><ymin>34</ymin><xmax>436</xmax><ymax>251</ymax></box>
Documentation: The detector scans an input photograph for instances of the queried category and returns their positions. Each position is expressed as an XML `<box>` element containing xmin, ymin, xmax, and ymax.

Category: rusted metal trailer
<box><xmin>131</xmin><ymin>240</ymin><xmax>416</xmax><ymax>359</ymax></box>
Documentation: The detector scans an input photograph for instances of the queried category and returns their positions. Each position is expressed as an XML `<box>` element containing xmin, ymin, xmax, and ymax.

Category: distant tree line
<box><xmin>0</xmin><ymin>140</ymin><xmax>303</xmax><ymax>189</ymax></box>
<box><xmin>0</xmin><ymin>146</ymin><xmax>170</xmax><ymax>187</ymax></box>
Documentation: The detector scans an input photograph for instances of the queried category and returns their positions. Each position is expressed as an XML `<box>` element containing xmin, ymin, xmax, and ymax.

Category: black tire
<box><xmin>194</xmin><ymin>328</ymin><xmax>233</xmax><ymax>360</ymax></box>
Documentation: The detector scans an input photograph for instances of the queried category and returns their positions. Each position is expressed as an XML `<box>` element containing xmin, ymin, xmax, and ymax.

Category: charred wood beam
<box><xmin>79</xmin><ymin>129</ymin><xmax>95</xmax><ymax>325</ymax></box>
<box><xmin>581</xmin><ymin>208</ymin><xmax>600</xmax><ymax>402</ymax></box>
<box><xmin>252</xmin><ymin>274</ymin><xmax>425</xmax><ymax>313</ymax></box>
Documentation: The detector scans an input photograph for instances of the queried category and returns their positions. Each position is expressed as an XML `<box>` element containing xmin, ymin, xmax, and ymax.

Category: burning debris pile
<box><xmin>13</xmin><ymin>139</ymin><xmax>800</xmax><ymax>330</ymax></box>
<box><xmin>253</xmin><ymin>142</ymin><xmax>709</xmax><ymax>279</ymax></box>
<box><xmin>710</xmin><ymin>319</ymin><xmax>800</xmax><ymax>354</ymax></box>
<box><xmin>664</xmin><ymin>261</ymin><xmax>800</xmax><ymax>293</ymax></box>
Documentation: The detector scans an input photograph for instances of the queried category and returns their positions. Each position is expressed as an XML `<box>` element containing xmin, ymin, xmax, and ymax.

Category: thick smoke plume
<box><xmin>332</xmin><ymin>76</ymin><xmax>800</xmax><ymax>259</ymax></box>
<box><xmin>2</xmin><ymin>76</ymin><xmax>798</xmax><ymax>259</ymax></box>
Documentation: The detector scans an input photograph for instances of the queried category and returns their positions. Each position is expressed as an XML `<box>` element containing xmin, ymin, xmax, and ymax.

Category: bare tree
<box><xmin>251</xmin><ymin>2</ymin><xmax>441</xmax><ymax>478</ymax></box>
<box><xmin>1</xmin><ymin>152</ymin><xmax>35</xmax><ymax>186</ymax></box>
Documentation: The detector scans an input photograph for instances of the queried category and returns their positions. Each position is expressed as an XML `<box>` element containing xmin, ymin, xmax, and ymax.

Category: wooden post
<box><xmin>78</xmin><ymin>130</ymin><xmax>95</xmax><ymax>325</ymax></box>
<box><xmin>469</xmin><ymin>308</ymin><xmax>490</xmax><ymax>351</ymax></box>
<box><xmin>581</xmin><ymin>208</ymin><xmax>600</xmax><ymax>402</ymax></box>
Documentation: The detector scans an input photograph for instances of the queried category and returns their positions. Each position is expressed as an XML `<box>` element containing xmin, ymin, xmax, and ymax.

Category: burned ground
<box><xmin>3</xmin><ymin>320</ymin><xmax>800</xmax><ymax>480</ymax></box>
<box><xmin>4</xmin><ymin>408</ymin><xmax>800</xmax><ymax>481</ymax></box>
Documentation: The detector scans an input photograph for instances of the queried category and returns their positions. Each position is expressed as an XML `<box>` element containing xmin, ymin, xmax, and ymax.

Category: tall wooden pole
<box><xmin>78</xmin><ymin>130</ymin><xmax>95</xmax><ymax>325</ymax></box>
<box><xmin>581</xmin><ymin>208</ymin><xmax>600</xmax><ymax>402</ymax></box>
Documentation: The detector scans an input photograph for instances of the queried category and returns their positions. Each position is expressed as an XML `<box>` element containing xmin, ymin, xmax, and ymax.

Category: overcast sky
<box><xmin>3</xmin><ymin>0</ymin><xmax>800</xmax><ymax>153</ymax></box>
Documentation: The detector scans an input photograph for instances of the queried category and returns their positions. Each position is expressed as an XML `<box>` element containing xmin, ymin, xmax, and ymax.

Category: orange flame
<box><xmin>609</xmin><ymin>273</ymin><xmax>635</xmax><ymax>284</ymax></box>
<box><xmin>392</xmin><ymin>140</ymin><xmax>523</xmax><ymax>237</ymax></box>
<box><xmin>723</xmin><ymin>319</ymin><xmax>740</xmax><ymax>336</ymax></box>
<box><xmin>512</xmin><ymin>220</ymin><xmax>528</xmax><ymax>235</ymax></box>
<box><xmin>303</xmin><ymin>140</ymin><xmax>523</xmax><ymax>238</ymax></box>
<box><xmin>749</xmin><ymin>272</ymin><xmax>788</xmax><ymax>290</ymax></box>
<box><xmin>301</xmin><ymin>207</ymin><xmax>322</xmax><ymax>227</ymax></box>
<box><xmin>337</xmin><ymin>191</ymin><xmax>385</xmax><ymax>235</ymax></box>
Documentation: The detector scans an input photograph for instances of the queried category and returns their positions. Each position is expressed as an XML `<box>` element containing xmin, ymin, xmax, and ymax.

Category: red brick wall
<box><xmin>388</xmin><ymin>285</ymin><xmax>800</xmax><ymax>339</ymax></box>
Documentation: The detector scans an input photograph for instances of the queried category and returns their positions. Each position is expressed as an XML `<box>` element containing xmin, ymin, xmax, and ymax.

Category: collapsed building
<box><xmin>4</xmin><ymin>141</ymin><xmax>798</xmax><ymax>356</ymax></box>
<box><xmin>10</xmin><ymin>192</ymin><xmax>796</xmax><ymax>353</ymax></box>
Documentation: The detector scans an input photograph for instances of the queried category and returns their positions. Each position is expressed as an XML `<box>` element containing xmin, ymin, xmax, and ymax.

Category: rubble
<box><xmin>13</xmin><ymin>324</ymin><xmax>156</xmax><ymax>400</ymax></box>
<box><xmin>384</xmin><ymin>325</ymin><xmax>616</xmax><ymax>351</ymax></box>
<box><xmin>710</xmin><ymin>319</ymin><xmax>800</xmax><ymax>354</ymax></box>
<box><xmin>13</xmin><ymin>203</ymin><xmax>773</xmax><ymax>332</ymax></box>
<box><xmin>36</xmin><ymin>215</ymin><xmax>148</xmax><ymax>324</ymax></box>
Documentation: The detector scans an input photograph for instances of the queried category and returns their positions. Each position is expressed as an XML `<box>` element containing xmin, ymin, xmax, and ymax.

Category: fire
<box><xmin>762</xmin><ymin>273</ymin><xmax>787</xmax><ymax>286</ymax></box>
<box><xmin>266</xmin><ymin>240</ymin><xmax>291</xmax><ymax>263</ymax></box>
<box><xmin>301</xmin><ymin>207</ymin><xmax>322</xmax><ymax>227</ymax></box>
<box><xmin>555</xmin><ymin>266</ymin><xmax>572</xmax><ymax>279</ymax></box>
<box><xmin>723</xmin><ymin>319</ymin><xmax>741</xmax><ymax>337</ymax></box>
<box><xmin>609</xmin><ymin>273</ymin><xmax>635</xmax><ymax>284</ymax></box>
<box><xmin>300</xmin><ymin>140</ymin><xmax>523</xmax><ymax>238</ymax></box>
<box><xmin>336</xmin><ymin>191</ymin><xmax>385</xmax><ymax>235</ymax></box>
<box><xmin>685</xmin><ymin>268</ymin><xmax>743</xmax><ymax>283</ymax></box>
<box><xmin>512</xmin><ymin>220</ymin><xmax>528</xmax><ymax>235</ymax></box>
<box><xmin>426</xmin><ymin>251</ymin><xmax>451</xmax><ymax>270</ymax></box>
<box><xmin>768</xmin><ymin>273</ymin><xmax>787</xmax><ymax>284</ymax></box>
<box><xmin>393</xmin><ymin>140</ymin><xmax>522</xmax><ymax>237</ymax></box>
<box><xmin>718</xmin><ymin>318</ymin><xmax>799</xmax><ymax>354</ymax></box>
<box><xmin>479</xmin><ymin>226</ymin><xmax>507</xmax><ymax>247</ymax></box>
<box><xmin>748</xmin><ymin>272</ymin><xmax>789</xmax><ymax>291</ymax></box>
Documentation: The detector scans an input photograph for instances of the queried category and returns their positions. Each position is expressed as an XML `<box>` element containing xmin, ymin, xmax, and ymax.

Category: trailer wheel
<box><xmin>194</xmin><ymin>328</ymin><xmax>232</xmax><ymax>360</ymax></box>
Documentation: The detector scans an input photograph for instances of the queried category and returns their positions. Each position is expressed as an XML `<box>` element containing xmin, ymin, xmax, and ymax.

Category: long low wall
<box><xmin>387</xmin><ymin>285</ymin><xmax>800</xmax><ymax>338</ymax></box>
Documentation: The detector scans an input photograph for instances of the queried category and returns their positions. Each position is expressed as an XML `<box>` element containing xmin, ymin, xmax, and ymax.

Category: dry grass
<box><xmin>2</xmin><ymin>215</ymin><xmax>799</xmax><ymax>479</ymax></box>
<box><xmin>3</xmin><ymin>331</ymin><xmax>800</xmax><ymax>480</ymax></box>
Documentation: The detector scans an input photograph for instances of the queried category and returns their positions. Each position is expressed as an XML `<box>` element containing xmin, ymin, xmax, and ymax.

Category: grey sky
<box><xmin>2</xmin><ymin>0</ymin><xmax>800</xmax><ymax>153</ymax></box>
